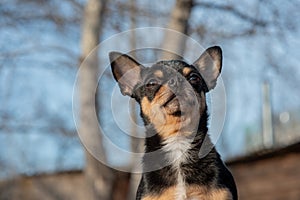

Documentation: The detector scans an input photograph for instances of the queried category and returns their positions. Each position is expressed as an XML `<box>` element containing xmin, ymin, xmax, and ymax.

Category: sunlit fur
<box><xmin>109</xmin><ymin>47</ymin><xmax>237</xmax><ymax>200</ymax></box>
<box><xmin>142</xmin><ymin>185</ymin><xmax>232</xmax><ymax>200</ymax></box>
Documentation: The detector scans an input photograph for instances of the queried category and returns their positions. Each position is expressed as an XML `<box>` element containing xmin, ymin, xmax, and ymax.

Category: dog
<box><xmin>109</xmin><ymin>46</ymin><xmax>237</xmax><ymax>200</ymax></box>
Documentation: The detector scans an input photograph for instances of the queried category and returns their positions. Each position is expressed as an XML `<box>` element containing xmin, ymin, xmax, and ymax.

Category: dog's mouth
<box><xmin>163</xmin><ymin>93</ymin><xmax>176</xmax><ymax>107</ymax></box>
<box><xmin>162</xmin><ymin>92</ymin><xmax>199</xmax><ymax>117</ymax></box>
<box><xmin>162</xmin><ymin>94</ymin><xmax>182</xmax><ymax>115</ymax></box>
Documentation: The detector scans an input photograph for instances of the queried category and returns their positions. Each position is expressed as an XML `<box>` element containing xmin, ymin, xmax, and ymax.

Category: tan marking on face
<box><xmin>141</xmin><ymin>84</ymin><xmax>208</xmax><ymax>139</ymax></box>
<box><xmin>154</xmin><ymin>70</ymin><xmax>164</xmax><ymax>78</ymax></box>
<box><xmin>142</xmin><ymin>185</ymin><xmax>232</xmax><ymax>200</ymax></box>
<box><xmin>182</xmin><ymin>67</ymin><xmax>192</xmax><ymax>76</ymax></box>
<box><xmin>141</xmin><ymin>85</ymin><xmax>181</xmax><ymax>139</ymax></box>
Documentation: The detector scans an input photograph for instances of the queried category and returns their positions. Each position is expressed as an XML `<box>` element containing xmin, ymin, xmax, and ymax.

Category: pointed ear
<box><xmin>193</xmin><ymin>46</ymin><xmax>222</xmax><ymax>90</ymax></box>
<box><xmin>109</xmin><ymin>52</ymin><xmax>143</xmax><ymax>96</ymax></box>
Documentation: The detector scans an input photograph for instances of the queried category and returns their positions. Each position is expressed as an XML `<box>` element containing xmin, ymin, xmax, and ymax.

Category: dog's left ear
<box><xmin>109</xmin><ymin>52</ymin><xmax>143</xmax><ymax>97</ymax></box>
<box><xmin>193</xmin><ymin>46</ymin><xmax>222</xmax><ymax>90</ymax></box>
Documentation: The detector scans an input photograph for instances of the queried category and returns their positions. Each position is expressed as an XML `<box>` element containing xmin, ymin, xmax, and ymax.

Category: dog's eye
<box><xmin>188</xmin><ymin>73</ymin><xmax>201</xmax><ymax>84</ymax></box>
<box><xmin>146</xmin><ymin>79</ymin><xmax>159</xmax><ymax>88</ymax></box>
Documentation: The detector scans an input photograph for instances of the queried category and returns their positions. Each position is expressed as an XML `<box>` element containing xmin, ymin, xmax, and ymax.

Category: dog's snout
<box><xmin>168</xmin><ymin>77</ymin><xmax>181</xmax><ymax>88</ymax></box>
<box><xmin>168</xmin><ymin>78</ymin><xmax>176</xmax><ymax>87</ymax></box>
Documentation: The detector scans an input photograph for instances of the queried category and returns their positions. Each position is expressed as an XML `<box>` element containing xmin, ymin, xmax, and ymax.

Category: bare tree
<box><xmin>0</xmin><ymin>0</ymin><xmax>83</xmax><ymax>179</ymax></box>
<box><xmin>126</xmin><ymin>1</ymin><xmax>144</xmax><ymax>199</ymax></box>
<box><xmin>161</xmin><ymin>0</ymin><xmax>194</xmax><ymax>60</ymax></box>
<box><xmin>79</xmin><ymin>0</ymin><xmax>116</xmax><ymax>199</ymax></box>
<box><xmin>1</xmin><ymin>0</ymin><xmax>299</xmax><ymax>198</ymax></box>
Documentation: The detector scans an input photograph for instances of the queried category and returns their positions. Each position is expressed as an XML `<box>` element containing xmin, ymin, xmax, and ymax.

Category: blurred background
<box><xmin>0</xmin><ymin>0</ymin><xmax>300</xmax><ymax>199</ymax></box>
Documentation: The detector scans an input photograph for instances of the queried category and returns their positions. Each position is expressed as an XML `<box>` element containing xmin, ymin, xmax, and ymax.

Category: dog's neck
<box><xmin>141</xmin><ymin>109</ymin><xmax>219</xmax><ymax>196</ymax></box>
<box><xmin>143</xmin><ymin>107</ymin><xmax>209</xmax><ymax>153</ymax></box>
<box><xmin>142</xmin><ymin>108</ymin><xmax>217</xmax><ymax>169</ymax></box>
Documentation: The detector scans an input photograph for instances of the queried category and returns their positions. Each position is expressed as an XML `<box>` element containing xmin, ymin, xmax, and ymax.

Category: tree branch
<box><xmin>195</xmin><ymin>2</ymin><xmax>268</xmax><ymax>27</ymax></box>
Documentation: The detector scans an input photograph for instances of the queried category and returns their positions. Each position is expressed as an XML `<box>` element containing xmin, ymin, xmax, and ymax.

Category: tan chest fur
<box><xmin>142</xmin><ymin>185</ymin><xmax>232</xmax><ymax>200</ymax></box>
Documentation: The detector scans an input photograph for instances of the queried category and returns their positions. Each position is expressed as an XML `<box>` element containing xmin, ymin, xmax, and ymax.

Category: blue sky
<box><xmin>0</xmin><ymin>0</ymin><xmax>300</xmax><ymax>178</ymax></box>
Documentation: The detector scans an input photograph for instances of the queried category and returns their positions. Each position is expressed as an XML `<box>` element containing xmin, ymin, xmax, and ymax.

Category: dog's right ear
<box><xmin>193</xmin><ymin>46</ymin><xmax>222</xmax><ymax>91</ymax></box>
<box><xmin>109</xmin><ymin>52</ymin><xmax>143</xmax><ymax>96</ymax></box>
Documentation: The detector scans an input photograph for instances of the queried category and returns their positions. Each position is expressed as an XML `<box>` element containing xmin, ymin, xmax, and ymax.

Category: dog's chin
<box><xmin>164</xmin><ymin>97</ymin><xmax>181</xmax><ymax>115</ymax></box>
<box><xmin>164</xmin><ymin>97</ymin><xmax>196</xmax><ymax>117</ymax></box>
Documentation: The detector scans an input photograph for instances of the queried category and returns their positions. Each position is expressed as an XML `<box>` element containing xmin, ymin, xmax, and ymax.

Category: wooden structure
<box><xmin>0</xmin><ymin>170</ymin><xmax>129</xmax><ymax>200</ymax></box>
<box><xmin>1</xmin><ymin>142</ymin><xmax>300</xmax><ymax>199</ymax></box>
<box><xmin>228</xmin><ymin>142</ymin><xmax>300</xmax><ymax>200</ymax></box>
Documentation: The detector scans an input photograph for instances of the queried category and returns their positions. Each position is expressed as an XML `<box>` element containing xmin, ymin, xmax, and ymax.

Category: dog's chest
<box><xmin>141</xmin><ymin>186</ymin><xmax>232</xmax><ymax>200</ymax></box>
<box><xmin>161</xmin><ymin>138</ymin><xmax>221</xmax><ymax>200</ymax></box>
<box><xmin>142</xmin><ymin>136</ymin><xmax>233</xmax><ymax>200</ymax></box>
<box><xmin>162</xmin><ymin>136</ymin><xmax>192</xmax><ymax>167</ymax></box>
<box><xmin>162</xmin><ymin>136</ymin><xmax>191</xmax><ymax>200</ymax></box>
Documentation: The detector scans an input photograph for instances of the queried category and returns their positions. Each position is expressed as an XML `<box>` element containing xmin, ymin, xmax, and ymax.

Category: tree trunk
<box><xmin>127</xmin><ymin>1</ymin><xmax>144</xmax><ymax>199</ymax></box>
<box><xmin>161</xmin><ymin>0</ymin><xmax>194</xmax><ymax>60</ymax></box>
<box><xmin>79</xmin><ymin>0</ymin><xmax>115</xmax><ymax>200</ymax></box>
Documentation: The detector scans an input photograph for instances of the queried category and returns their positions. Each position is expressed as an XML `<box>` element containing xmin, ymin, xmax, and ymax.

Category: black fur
<box><xmin>137</xmin><ymin>107</ymin><xmax>237</xmax><ymax>199</ymax></box>
<box><xmin>109</xmin><ymin>47</ymin><xmax>237</xmax><ymax>200</ymax></box>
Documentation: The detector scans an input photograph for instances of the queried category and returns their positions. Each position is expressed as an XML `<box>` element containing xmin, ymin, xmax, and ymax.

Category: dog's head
<box><xmin>109</xmin><ymin>46</ymin><xmax>222</xmax><ymax>139</ymax></box>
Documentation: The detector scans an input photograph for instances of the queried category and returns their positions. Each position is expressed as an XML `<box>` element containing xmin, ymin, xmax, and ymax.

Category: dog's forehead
<box><xmin>142</xmin><ymin>60</ymin><xmax>192</xmax><ymax>78</ymax></box>
<box><xmin>154</xmin><ymin>60</ymin><xmax>190</xmax><ymax>71</ymax></box>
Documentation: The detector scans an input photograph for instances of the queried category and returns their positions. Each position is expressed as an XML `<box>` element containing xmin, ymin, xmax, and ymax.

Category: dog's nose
<box><xmin>168</xmin><ymin>77</ymin><xmax>178</xmax><ymax>88</ymax></box>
